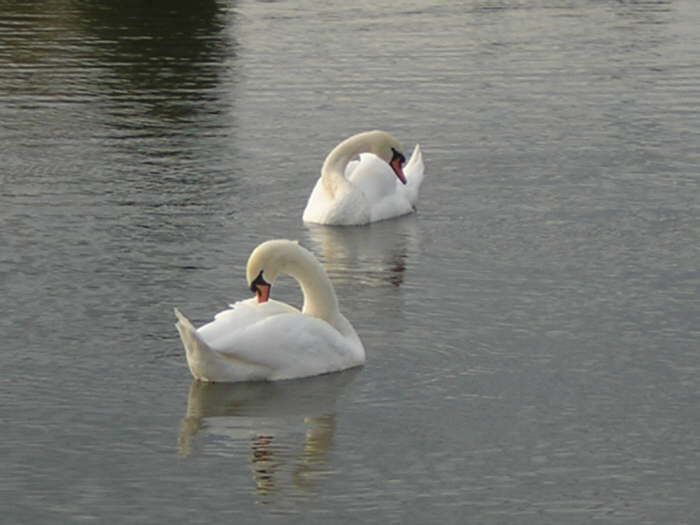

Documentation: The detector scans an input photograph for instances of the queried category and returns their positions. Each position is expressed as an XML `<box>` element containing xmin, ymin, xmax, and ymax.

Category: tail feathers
<box><xmin>404</xmin><ymin>144</ymin><xmax>424</xmax><ymax>205</ymax></box>
<box><xmin>174</xmin><ymin>307</ymin><xmax>194</xmax><ymax>331</ymax></box>
<box><xmin>174</xmin><ymin>308</ymin><xmax>214</xmax><ymax>358</ymax></box>
<box><xmin>405</xmin><ymin>144</ymin><xmax>424</xmax><ymax>174</ymax></box>
<box><xmin>174</xmin><ymin>307</ymin><xmax>272</xmax><ymax>382</ymax></box>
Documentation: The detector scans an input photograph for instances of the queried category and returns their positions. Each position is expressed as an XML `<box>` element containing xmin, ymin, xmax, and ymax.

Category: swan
<box><xmin>302</xmin><ymin>130</ymin><xmax>424</xmax><ymax>226</ymax></box>
<box><xmin>174</xmin><ymin>239</ymin><xmax>365</xmax><ymax>383</ymax></box>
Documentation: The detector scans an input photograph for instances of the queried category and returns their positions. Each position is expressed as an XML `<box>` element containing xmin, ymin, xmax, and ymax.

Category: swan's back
<box><xmin>302</xmin><ymin>177</ymin><xmax>371</xmax><ymax>225</ymax></box>
<box><xmin>197</xmin><ymin>298</ymin><xmax>298</xmax><ymax>351</ymax></box>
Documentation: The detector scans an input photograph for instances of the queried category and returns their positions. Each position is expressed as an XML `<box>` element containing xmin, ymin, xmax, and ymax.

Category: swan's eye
<box><xmin>391</xmin><ymin>147</ymin><xmax>406</xmax><ymax>166</ymax></box>
<box><xmin>250</xmin><ymin>270</ymin><xmax>269</xmax><ymax>293</ymax></box>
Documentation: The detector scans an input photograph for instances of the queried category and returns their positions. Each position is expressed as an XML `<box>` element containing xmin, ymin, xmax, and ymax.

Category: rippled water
<box><xmin>2</xmin><ymin>1</ymin><xmax>700</xmax><ymax>523</ymax></box>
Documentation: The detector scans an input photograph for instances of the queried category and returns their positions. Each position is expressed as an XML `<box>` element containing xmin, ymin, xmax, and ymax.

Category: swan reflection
<box><xmin>304</xmin><ymin>214</ymin><xmax>420</xmax><ymax>288</ymax></box>
<box><xmin>179</xmin><ymin>369</ymin><xmax>360</xmax><ymax>503</ymax></box>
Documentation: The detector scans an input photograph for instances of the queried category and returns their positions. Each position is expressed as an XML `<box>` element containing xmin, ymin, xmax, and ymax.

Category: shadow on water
<box><xmin>178</xmin><ymin>368</ymin><xmax>361</xmax><ymax>504</ymax></box>
<box><xmin>75</xmin><ymin>0</ymin><xmax>235</xmax><ymax>120</ymax></box>
<box><xmin>0</xmin><ymin>0</ymin><xmax>241</xmax><ymax>198</ymax></box>
<box><xmin>65</xmin><ymin>1</ymin><xmax>242</xmax><ymax>225</ymax></box>
<box><xmin>0</xmin><ymin>0</ymin><xmax>235</xmax><ymax>107</ymax></box>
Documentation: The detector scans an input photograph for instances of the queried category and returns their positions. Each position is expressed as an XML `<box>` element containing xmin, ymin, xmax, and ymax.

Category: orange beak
<box><xmin>250</xmin><ymin>270</ymin><xmax>271</xmax><ymax>303</ymax></box>
<box><xmin>255</xmin><ymin>283</ymin><xmax>270</xmax><ymax>303</ymax></box>
<box><xmin>390</xmin><ymin>158</ymin><xmax>407</xmax><ymax>184</ymax></box>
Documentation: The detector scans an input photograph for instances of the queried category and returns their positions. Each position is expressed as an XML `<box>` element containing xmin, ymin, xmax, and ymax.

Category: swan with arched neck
<box><xmin>302</xmin><ymin>130</ymin><xmax>424</xmax><ymax>226</ymax></box>
<box><xmin>174</xmin><ymin>240</ymin><xmax>365</xmax><ymax>382</ymax></box>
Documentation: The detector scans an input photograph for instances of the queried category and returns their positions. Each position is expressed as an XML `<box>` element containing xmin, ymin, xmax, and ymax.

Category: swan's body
<box><xmin>303</xmin><ymin>130</ymin><xmax>424</xmax><ymax>226</ymax></box>
<box><xmin>174</xmin><ymin>240</ymin><xmax>365</xmax><ymax>383</ymax></box>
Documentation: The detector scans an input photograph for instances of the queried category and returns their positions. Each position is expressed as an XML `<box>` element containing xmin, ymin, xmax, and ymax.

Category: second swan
<box><xmin>302</xmin><ymin>130</ymin><xmax>424</xmax><ymax>226</ymax></box>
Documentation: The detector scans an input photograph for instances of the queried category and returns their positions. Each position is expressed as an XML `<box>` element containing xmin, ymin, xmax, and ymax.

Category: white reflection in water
<box><xmin>303</xmin><ymin>214</ymin><xmax>421</xmax><ymax>288</ymax></box>
<box><xmin>178</xmin><ymin>369</ymin><xmax>360</xmax><ymax>504</ymax></box>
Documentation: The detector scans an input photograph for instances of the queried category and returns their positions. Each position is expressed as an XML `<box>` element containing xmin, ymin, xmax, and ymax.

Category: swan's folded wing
<box><xmin>206</xmin><ymin>313</ymin><xmax>360</xmax><ymax>379</ymax></box>
<box><xmin>347</xmin><ymin>153</ymin><xmax>400</xmax><ymax>201</ymax></box>
<box><xmin>198</xmin><ymin>299</ymin><xmax>298</xmax><ymax>350</ymax></box>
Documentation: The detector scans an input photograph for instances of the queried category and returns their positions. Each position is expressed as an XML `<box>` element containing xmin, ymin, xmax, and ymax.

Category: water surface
<box><xmin>2</xmin><ymin>1</ymin><xmax>700</xmax><ymax>523</ymax></box>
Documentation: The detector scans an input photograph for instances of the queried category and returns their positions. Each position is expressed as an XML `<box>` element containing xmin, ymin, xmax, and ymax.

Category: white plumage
<box><xmin>303</xmin><ymin>130</ymin><xmax>425</xmax><ymax>226</ymax></box>
<box><xmin>175</xmin><ymin>240</ymin><xmax>365</xmax><ymax>383</ymax></box>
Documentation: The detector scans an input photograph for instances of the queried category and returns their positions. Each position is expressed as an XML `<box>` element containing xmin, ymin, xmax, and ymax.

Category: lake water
<box><xmin>2</xmin><ymin>0</ymin><xmax>700</xmax><ymax>523</ymax></box>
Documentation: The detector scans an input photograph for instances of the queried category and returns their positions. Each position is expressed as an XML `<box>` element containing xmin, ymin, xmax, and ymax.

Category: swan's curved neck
<box><xmin>321</xmin><ymin>133</ymin><xmax>376</xmax><ymax>196</ymax></box>
<box><xmin>285</xmin><ymin>250</ymin><xmax>340</xmax><ymax>324</ymax></box>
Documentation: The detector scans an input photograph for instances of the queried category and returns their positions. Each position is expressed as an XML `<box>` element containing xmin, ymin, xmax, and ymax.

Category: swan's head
<box><xmin>357</xmin><ymin>130</ymin><xmax>408</xmax><ymax>185</ymax></box>
<box><xmin>246</xmin><ymin>239</ymin><xmax>302</xmax><ymax>303</ymax></box>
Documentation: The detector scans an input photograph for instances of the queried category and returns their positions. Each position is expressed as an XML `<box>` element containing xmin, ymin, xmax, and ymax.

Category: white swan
<box><xmin>174</xmin><ymin>240</ymin><xmax>365</xmax><ymax>383</ymax></box>
<box><xmin>302</xmin><ymin>130</ymin><xmax>424</xmax><ymax>226</ymax></box>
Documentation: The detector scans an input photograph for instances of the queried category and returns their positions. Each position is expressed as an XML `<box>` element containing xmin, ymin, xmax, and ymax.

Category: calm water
<box><xmin>2</xmin><ymin>0</ymin><xmax>700</xmax><ymax>523</ymax></box>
